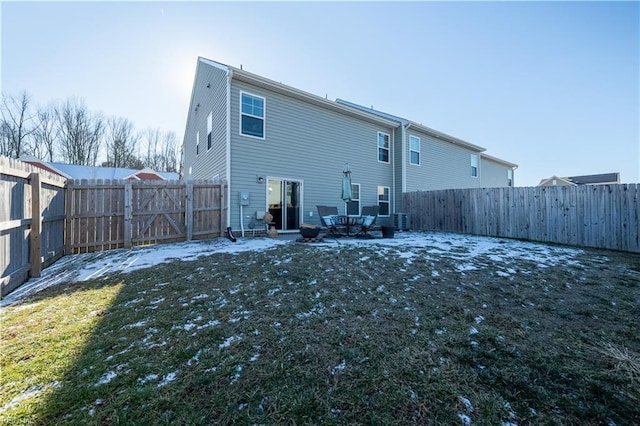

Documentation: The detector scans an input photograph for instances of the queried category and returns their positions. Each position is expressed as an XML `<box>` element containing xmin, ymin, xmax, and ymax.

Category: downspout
<box><xmin>402</xmin><ymin>123</ymin><xmax>411</xmax><ymax>202</ymax></box>
<box><xmin>391</xmin><ymin>128</ymin><xmax>395</xmax><ymax>215</ymax></box>
<box><xmin>225</xmin><ymin>69</ymin><xmax>233</xmax><ymax>228</ymax></box>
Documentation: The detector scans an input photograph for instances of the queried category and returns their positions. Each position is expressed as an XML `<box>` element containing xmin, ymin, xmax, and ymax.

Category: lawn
<box><xmin>1</xmin><ymin>232</ymin><xmax>639</xmax><ymax>425</ymax></box>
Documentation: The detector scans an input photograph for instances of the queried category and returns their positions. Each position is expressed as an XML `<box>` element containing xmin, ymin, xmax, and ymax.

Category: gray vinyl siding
<box><xmin>405</xmin><ymin>130</ymin><xmax>483</xmax><ymax>191</ymax></box>
<box><xmin>480</xmin><ymin>157</ymin><xmax>511</xmax><ymax>187</ymax></box>
<box><xmin>227</xmin><ymin>80</ymin><xmax>395</xmax><ymax>230</ymax></box>
<box><xmin>393</xmin><ymin>126</ymin><xmax>404</xmax><ymax>214</ymax></box>
<box><xmin>183</xmin><ymin>62</ymin><xmax>227</xmax><ymax>181</ymax></box>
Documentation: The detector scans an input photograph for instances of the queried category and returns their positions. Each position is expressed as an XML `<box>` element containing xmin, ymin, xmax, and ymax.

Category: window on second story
<box><xmin>346</xmin><ymin>183</ymin><xmax>360</xmax><ymax>215</ymax></box>
<box><xmin>196</xmin><ymin>131</ymin><xmax>200</xmax><ymax>155</ymax></box>
<box><xmin>378</xmin><ymin>186</ymin><xmax>390</xmax><ymax>216</ymax></box>
<box><xmin>241</xmin><ymin>92</ymin><xmax>265</xmax><ymax>138</ymax></box>
<box><xmin>409</xmin><ymin>135</ymin><xmax>420</xmax><ymax>165</ymax></box>
<box><xmin>507</xmin><ymin>169</ymin><xmax>513</xmax><ymax>187</ymax></box>
<box><xmin>471</xmin><ymin>154</ymin><xmax>478</xmax><ymax>177</ymax></box>
<box><xmin>207</xmin><ymin>112</ymin><xmax>213</xmax><ymax>150</ymax></box>
<box><xmin>378</xmin><ymin>132</ymin><xmax>390</xmax><ymax>163</ymax></box>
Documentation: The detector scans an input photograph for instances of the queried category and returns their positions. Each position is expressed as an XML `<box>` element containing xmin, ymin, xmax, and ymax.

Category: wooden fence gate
<box><xmin>66</xmin><ymin>179</ymin><xmax>227</xmax><ymax>254</ymax></box>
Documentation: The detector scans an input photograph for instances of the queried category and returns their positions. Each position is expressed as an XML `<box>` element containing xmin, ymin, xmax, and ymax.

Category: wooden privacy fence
<box><xmin>403</xmin><ymin>184</ymin><xmax>640</xmax><ymax>253</ymax></box>
<box><xmin>66</xmin><ymin>179</ymin><xmax>227</xmax><ymax>254</ymax></box>
<box><xmin>1</xmin><ymin>157</ymin><xmax>67</xmax><ymax>296</ymax></box>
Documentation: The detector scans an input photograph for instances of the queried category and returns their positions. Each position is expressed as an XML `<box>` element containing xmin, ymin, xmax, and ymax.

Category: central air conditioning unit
<box><xmin>392</xmin><ymin>213</ymin><xmax>410</xmax><ymax>231</ymax></box>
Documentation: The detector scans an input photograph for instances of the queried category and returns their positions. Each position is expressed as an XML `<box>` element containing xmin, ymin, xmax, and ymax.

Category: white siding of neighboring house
<box><xmin>480</xmin><ymin>156</ymin><xmax>514</xmax><ymax>188</ymax></box>
<box><xmin>404</xmin><ymin>130</ymin><xmax>483</xmax><ymax>191</ymax></box>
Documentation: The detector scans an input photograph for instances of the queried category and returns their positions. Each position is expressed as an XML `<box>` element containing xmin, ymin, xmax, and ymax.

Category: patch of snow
<box><xmin>219</xmin><ymin>334</ymin><xmax>243</xmax><ymax>348</ymax></box>
<box><xmin>496</xmin><ymin>271</ymin><xmax>510</xmax><ymax>277</ymax></box>
<box><xmin>125</xmin><ymin>320</ymin><xmax>147</xmax><ymax>328</ymax></box>
<box><xmin>157</xmin><ymin>371</ymin><xmax>177</xmax><ymax>387</ymax></box>
<box><xmin>331</xmin><ymin>360</ymin><xmax>346</xmax><ymax>375</ymax></box>
<box><xmin>458</xmin><ymin>413</ymin><xmax>472</xmax><ymax>425</ymax></box>
<box><xmin>137</xmin><ymin>374</ymin><xmax>158</xmax><ymax>385</ymax></box>
<box><xmin>95</xmin><ymin>371</ymin><xmax>117</xmax><ymax>386</ymax></box>
<box><xmin>0</xmin><ymin>381</ymin><xmax>60</xmax><ymax>413</ymax></box>
<box><xmin>475</xmin><ymin>316</ymin><xmax>485</xmax><ymax>324</ymax></box>
<box><xmin>432</xmin><ymin>270</ymin><xmax>440</xmax><ymax>277</ymax></box>
<box><xmin>459</xmin><ymin>396</ymin><xmax>474</xmax><ymax>412</ymax></box>
<box><xmin>191</xmin><ymin>294</ymin><xmax>209</xmax><ymax>300</ymax></box>
<box><xmin>469</xmin><ymin>327</ymin><xmax>479</xmax><ymax>335</ymax></box>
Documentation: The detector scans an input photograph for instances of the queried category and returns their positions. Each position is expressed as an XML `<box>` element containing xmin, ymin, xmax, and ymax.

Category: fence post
<box><xmin>124</xmin><ymin>182</ymin><xmax>132</xmax><ymax>248</ymax></box>
<box><xmin>186</xmin><ymin>181</ymin><xmax>193</xmax><ymax>241</ymax></box>
<box><xmin>29</xmin><ymin>172</ymin><xmax>42</xmax><ymax>278</ymax></box>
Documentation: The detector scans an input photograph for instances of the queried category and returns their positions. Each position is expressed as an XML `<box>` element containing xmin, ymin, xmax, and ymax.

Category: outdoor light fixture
<box><xmin>256</xmin><ymin>175</ymin><xmax>265</xmax><ymax>184</ymax></box>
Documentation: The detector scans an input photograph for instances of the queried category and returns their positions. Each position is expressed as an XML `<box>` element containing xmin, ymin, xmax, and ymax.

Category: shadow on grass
<box><xmin>3</xmin><ymin>244</ymin><xmax>638</xmax><ymax>424</ymax></box>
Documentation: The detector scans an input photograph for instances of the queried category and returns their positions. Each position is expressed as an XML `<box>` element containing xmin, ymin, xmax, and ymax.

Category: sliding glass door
<box><xmin>267</xmin><ymin>178</ymin><xmax>301</xmax><ymax>230</ymax></box>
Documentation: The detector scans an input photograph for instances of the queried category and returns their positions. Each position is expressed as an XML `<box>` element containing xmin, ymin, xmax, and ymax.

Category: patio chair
<box><xmin>317</xmin><ymin>205</ymin><xmax>346</xmax><ymax>237</ymax></box>
<box><xmin>355</xmin><ymin>205</ymin><xmax>380</xmax><ymax>239</ymax></box>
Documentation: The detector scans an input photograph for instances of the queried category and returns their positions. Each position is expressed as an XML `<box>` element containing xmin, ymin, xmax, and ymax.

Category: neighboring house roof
<box><xmin>538</xmin><ymin>172</ymin><xmax>620</xmax><ymax>186</ymax></box>
<box><xmin>568</xmin><ymin>173</ymin><xmax>620</xmax><ymax>185</ymax></box>
<box><xmin>336</xmin><ymin>98</ymin><xmax>487</xmax><ymax>153</ymax></box>
<box><xmin>538</xmin><ymin>175</ymin><xmax>576</xmax><ymax>186</ymax></box>
<box><xmin>20</xmin><ymin>158</ymin><xmax>178</xmax><ymax>181</ymax></box>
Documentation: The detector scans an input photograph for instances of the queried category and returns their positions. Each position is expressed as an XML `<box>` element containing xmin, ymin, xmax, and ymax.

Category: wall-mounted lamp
<box><xmin>206</xmin><ymin>83</ymin><xmax>211</xmax><ymax>88</ymax></box>
<box><xmin>256</xmin><ymin>175</ymin><xmax>265</xmax><ymax>184</ymax></box>
<box><xmin>194</xmin><ymin>102</ymin><xmax>200</xmax><ymax>111</ymax></box>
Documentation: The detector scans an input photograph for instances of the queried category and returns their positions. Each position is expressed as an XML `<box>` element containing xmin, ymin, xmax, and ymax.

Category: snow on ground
<box><xmin>1</xmin><ymin>231</ymin><xmax>585</xmax><ymax>307</ymax></box>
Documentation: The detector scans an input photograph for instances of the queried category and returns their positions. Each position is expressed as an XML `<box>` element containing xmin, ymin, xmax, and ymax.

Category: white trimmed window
<box><xmin>207</xmin><ymin>112</ymin><xmax>213</xmax><ymax>150</ymax></box>
<box><xmin>377</xmin><ymin>186</ymin><xmax>390</xmax><ymax>216</ymax></box>
<box><xmin>409</xmin><ymin>135</ymin><xmax>420</xmax><ymax>165</ymax></box>
<box><xmin>240</xmin><ymin>91</ymin><xmax>265</xmax><ymax>138</ymax></box>
<box><xmin>377</xmin><ymin>132</ymin><xmax>390</xmax><ymax>163</ymax></box>
<box><xmin>346</xmin><ymin>183</ymin><xmax>360</xmax><ymax>215</ymax></box>
<box><xmin>196</xmin><ymin>131</ymin><xmax>200</xmax><ymax>155</ymax></box>
<box><xmin>471</xmin><ymin>154</ymin><xmax>478</xmax><ymax>177</ymax></box>
<box><xmin>507</xmin><ymin>169</ymin><xmax>513</xmax><ymax>187</ymax></box>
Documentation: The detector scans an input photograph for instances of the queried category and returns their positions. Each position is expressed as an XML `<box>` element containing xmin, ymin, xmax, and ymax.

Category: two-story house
<box><xmin>182</xmin><ymin>57</ymin><xmax>517</xmax><ymax>234</ymax></box>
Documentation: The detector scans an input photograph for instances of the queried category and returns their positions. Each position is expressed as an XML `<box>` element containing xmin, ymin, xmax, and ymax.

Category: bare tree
<box><xmin>141</xmin><ymin>127</ymin><xmax>162</xmax><ymax>170</ymax></box>
<box><xmin>160</xmin><ymin>131</ymin><xmax>179</xmax><ymax>173</ymax></box>
<box><xmin>56</xmin><ymin>98</ymin><xmax>104</xmax><ymax>165</ymax></box>
<box><xmin>30</xmin><ymin>103</ymin><xmax>58</xmax><ymax>161</ymax></box>
<box><xmin>104</xmin><ymin>116</ymin><xmax>139</xmax><ymax>168</ymax></box>
<box><xmin>0</xmin><ymin>91</ymin><xmax>37</xmax><ymax>158</ymax></box>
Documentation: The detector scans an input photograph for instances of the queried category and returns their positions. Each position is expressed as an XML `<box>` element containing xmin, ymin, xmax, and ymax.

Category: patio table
<box><xmin>337</xmin><ymin>215</ymin><xmax>362</xmax><ymax>237</ymax></box>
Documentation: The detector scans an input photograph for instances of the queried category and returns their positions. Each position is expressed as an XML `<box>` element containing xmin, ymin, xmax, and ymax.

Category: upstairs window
<box><xmin>378</xmin><ymin>186</ymin><xmax>390</xmax><ymax>216</ymax></box>
<box><xmin>207</xmin><ymin>112</ymin><xmax>213</xmax><ymax>150</ymax></box>
<box><xmin>471</xmin><ymin>154</ymin><xmax>478</xmax><ymax>177</ymax></box>
<box><xmin>240</xmin><ymin>91</ymin><xmax>265</xmax><ymax>138</ymax></box>
<box><xmin>507</xmin><ymin>169</ymin><xmax>513</xmax><ymax>187</ymax></box>
<box><xmin>196</xmin><ymin>131</ymin><xmax>200</xmax><ymax>155</ymax></box>
<box><xmin>409</xmin><ymin>135</ymin><xmax>420</xmax><ymax>165</ymax></box>
<box><xmin>378</xmin><ymin>132</ymin><xmax>390</xmax><ymax>163</ymax></box>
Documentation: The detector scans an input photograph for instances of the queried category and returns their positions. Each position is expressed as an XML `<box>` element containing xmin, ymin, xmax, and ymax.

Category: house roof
<box><xmin>197</xmin><ymin>57</ymin><xmax>399</xmax><ymax>129</ymax></box>
<box><xmin>567</xmin><ymin>173</ymin><xmax>620</xmax><ymax>185</ymax></box>
<box><xmin>538</xmin><ymin>172</ymin><xmax>620</xmax><ymax>186</ymax></box>
<box><xmin>21</xmin><ymin>158</ymin><xmax>178</xmax><ymax>181</ymax></box>
<box><xmin>335</xmin><ymin>98</ymin><xmax>486</xmax><ymax>153</ymax></box>
<box><xmin>538</xmin><ymin>175</ymin><xmax>576</xmax><ymax>186</ymax></box>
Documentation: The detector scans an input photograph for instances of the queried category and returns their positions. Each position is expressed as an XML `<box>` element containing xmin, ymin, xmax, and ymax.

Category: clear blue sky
<box><xmin>2</xmin><ymin>1</ymin><xmax>638</xmax><ymax>186</ymax></box>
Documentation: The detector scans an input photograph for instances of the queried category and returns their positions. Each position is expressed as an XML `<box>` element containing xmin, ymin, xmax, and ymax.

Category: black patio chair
<box><xmin>355</xmin><ymin>205</ymin><xmax>380</xmax><ymax>238</ymax></box>
<box><xmin>317</xmin><ymin>205</ymin><xmax>346</xmax><ymax>237</ymax></box>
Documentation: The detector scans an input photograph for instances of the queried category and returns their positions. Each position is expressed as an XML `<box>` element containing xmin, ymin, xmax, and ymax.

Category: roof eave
<box><xmin>230</xmin><ymin>68</ymin><xmax>398</xmax><ymax>128</ymax></box>
<box><xmin>481</xmin><ymin>153</ymin><xmax>518</xmax><ymax>168</ymax></box>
